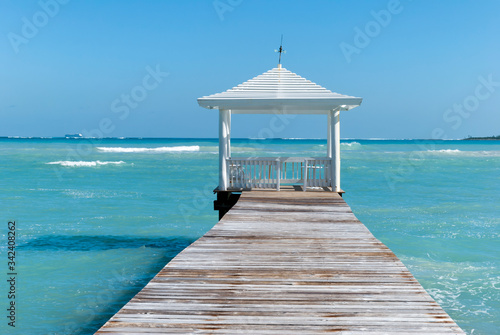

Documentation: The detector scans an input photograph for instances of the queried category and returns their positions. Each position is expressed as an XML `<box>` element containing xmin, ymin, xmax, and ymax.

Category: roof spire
<box><xmin>275</xmin><ymin>34</ymin><xmax>285</xmax><ymax>68</ymax></box>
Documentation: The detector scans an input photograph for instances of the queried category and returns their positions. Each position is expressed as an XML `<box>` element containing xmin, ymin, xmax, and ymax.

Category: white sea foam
<box><xmin>342</xmin><ymin>141</ymin><xmax>361</xmax><ymax>147</ymax></box>
<box><xmin>47</xmin><ymin>161</ymin><xmax>126</xmax><ymax>167</ymax></box>
<box><xmin>424</xmin><ymin>149</ymin><xmax>500</xmax><ymax>157</ymax></box>
<box><xmin>428</xmin><ymin>149</ymin><xmax>461</xmax><ymax>153</ymax></box>
<box><xmin>97</xmin><ymin>146</ymin><xmax>200</xmax><ymax>153</ymax></box>
<box><xmin>279</xmin><ymin>138</ymin><xmax>323</xmax><ymax>140</ymax></box>
<box><xmin>63</xmin><ymin>190</ymin><xmax>129</xmax><ymax>199</ymax></box>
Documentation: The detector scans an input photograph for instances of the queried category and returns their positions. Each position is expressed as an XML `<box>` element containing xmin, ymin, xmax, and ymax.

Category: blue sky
<box><xmin>1</xmin><ymin>0</ymin><xmax>499</xmax><ymax>139</ymax></box>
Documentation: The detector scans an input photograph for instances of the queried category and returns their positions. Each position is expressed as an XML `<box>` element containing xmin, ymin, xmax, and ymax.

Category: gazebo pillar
<box><xmin>219</xmin><ymin>109</ymin><xmax>231</xmax><ymax>191</ymax></box>
<box><xmin>328</xmin><ymin>109</ymin><xmax>341</xmax><ymax>192</ymax></box>
<box><xmin>227</xmin><ymin>110</ymin><xmax>231</xmax><ymax>158</ymax></box>
<box><xmin>327</xmin><ymin>113</ymin><xmax>333</xmax><ymax>159</ymax></box>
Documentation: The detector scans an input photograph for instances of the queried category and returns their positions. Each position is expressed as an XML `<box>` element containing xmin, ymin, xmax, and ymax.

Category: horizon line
<box><xmin>0</xmin><ymin>136</ymin><xmax>485</xmax><ymax>141</ymax></box>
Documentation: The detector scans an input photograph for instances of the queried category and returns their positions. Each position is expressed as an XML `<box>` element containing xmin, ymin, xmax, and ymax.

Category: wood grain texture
<box><xmin>96</xmin><ymin>190</ymin><xmax>464</xmax><ymax>334</ymax></box>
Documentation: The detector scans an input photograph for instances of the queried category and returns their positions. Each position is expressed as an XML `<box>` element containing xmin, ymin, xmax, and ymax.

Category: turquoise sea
<box><xmin>0</xmin><ymin>138</ymin><xmax>498</xmax><ymax>335</ymax></box>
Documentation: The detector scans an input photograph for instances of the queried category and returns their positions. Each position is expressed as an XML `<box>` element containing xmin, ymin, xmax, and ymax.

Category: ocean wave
<box><xmin>278</xmin><ymin>138</ymin><xmax>323</xmax><ymax>140</ymax></box>
<box><xmin>427</xmin><ymin>149</ymin><xmax>462</xmax><ymax>153</ymax></box>
<box><xmin>46</xmin><ymin>161</ymin><xmax>126</xmax><ymax>167</ymax></box>
<box><xmin>63</xmin><ymin>189</ymin><xmax>140</xmax><ymax>199</ymax></box>
<box><xmin>342</xmin><ymin>141</ymin><xmax>361</xmax><ymax>147</ymax></box>
<box><xmin>96</xmin><ymin>146</ymin><xmax>200</xmax><ymax>153</ymax></box>
<box><xmin>341</xmin><ymin>141</ymin><xmax>362</xmax><ymax>149</ymax></box>
<box><xmin>424</xmin><ymin>149</ymin><xmax>500</xmax><ymax>157</ymax></box>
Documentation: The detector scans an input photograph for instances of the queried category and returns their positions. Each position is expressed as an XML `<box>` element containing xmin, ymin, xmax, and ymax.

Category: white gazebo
<box><xmin>198</xmin><ymin>65</ymin><xmax>362</xmax><ymax>193</ymax></box>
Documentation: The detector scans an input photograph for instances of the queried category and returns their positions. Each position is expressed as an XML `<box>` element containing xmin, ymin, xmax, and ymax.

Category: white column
<box><xmin>327</xmin><ymin>112</ymin><xmax>332</xmax><ymax>159</ymax></box>
<box><xmin>227</xmin><ymin>110</ymin><xmax>231</xmax><ymax>158</ymax></box>
<box><xmin>219</xmin><ymin>109</ymin><xmax>230</xmax><ymax>191</ymax></box>
<box><xmin>331</xmin><ymin>109</ymin><xmax>341</xmax><ymax>192</ymax></box>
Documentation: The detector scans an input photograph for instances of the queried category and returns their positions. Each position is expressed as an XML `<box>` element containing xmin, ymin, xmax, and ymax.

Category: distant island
<box><xmin>463</xmin><ymin>135</ymin><xmax>500</xmax><ymax>140</ymax></box>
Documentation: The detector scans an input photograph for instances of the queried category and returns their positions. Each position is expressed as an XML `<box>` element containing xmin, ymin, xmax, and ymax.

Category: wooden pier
<box><xmin>96</xmin><ymin>189</ymin><xmax>464</xmax><ymax>334</ymax></box>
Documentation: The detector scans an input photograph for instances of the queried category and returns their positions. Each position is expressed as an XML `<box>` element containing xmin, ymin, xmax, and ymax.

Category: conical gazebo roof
<box><xmin>198</xmin><ymin>66</ymin><xmax>362</xmax><ymax>113</ymax></box>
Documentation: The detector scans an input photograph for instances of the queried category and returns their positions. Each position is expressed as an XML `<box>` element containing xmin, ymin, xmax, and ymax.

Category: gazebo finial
<box><xmin>275</xmin><ymin>34</ymin><xmax>285</xmax><ymax>67</ymax></box>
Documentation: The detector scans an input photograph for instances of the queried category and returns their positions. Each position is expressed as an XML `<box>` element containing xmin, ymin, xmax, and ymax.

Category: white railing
<box><xmin>228</xmin><ymin>157</ymin><xmax>280</xmax><ymax>190</ymax></box>
<box><xmin>227</xmin><ymin>157</ymin><xmax>332</xmax><ymax>190</ymax></box>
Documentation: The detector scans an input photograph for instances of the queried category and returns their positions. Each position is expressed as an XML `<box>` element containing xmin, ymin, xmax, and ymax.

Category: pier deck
<box><xmin>96</xmin><ymin>190</ymin><xmax>464</xmax><ymax>334</ymax></box>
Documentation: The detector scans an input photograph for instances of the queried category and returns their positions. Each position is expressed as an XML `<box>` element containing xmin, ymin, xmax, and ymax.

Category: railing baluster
<box><xmin>253</xmin><ymin>160</ymin><xmax>256</xmax><ymax>189</ymax></box>
<box><xmin>323</xmin><ymin>160</ymin><xmax>326</xmax><ymax>186</ymax></box>
<box><xmin>252</xmin><ymin>160</ymin><xmax>256</xmax><ymax>189</ymax></box>
<box><xmin>317</xmin><ymin>161</ymin><xmax>320</xmax><ymax>187</ymax></box>
<box><xmin>234</xmin><ymin>160</ymin><xmax>237</xmax><ymax>188</ymax></box>
<box><xmin>262</xmin><ymin>160</ymin><xmax>265</xmax><ymax>188</ymax></box>
<box><xmin>266</xmin><ymin>160</ymin><xmax>270</xmax><ymax>189</ymax></box>
<box><xmin>242</xmin><ymin>160</ymin><xmax>246</xmax><ymax>188</ymax></box>
<box><xmin>320</xmin><ymin>160</ymin><xmax>323</xmax><ymax>186</ymax></box>
<box><xmin>232</xmin><ymin>160</ymin><xmax>236</xmax><ymax>188</ymax></box>
<box><xmin>232</xmin><ymin>160</ymin><xmax>235</xmax><ymax>188</ymax></box>
<box><xmin>256</xmin><ymin>160</ymin><xmax>259</xmax><ymax>188</ymax></box>
<box><xmin>319</xmin><ymin>161</ymin><xmax>322</xmax><ymax>186</ymax></box>
<box><xmin>265</xmin><ymin>162</ymin><xmax>267</xmax><ymax>189</ymax></box>
<box><xmin>311</xmin><ymin>161</ymin><xmax>315</xmax><ymax>187</ymax></box>
<box><xmin>247</xmin><ymin>161</ymin><xmax>255</xmax><ymax>188</ymax></box>
<box><xmin>259</xmin><ymin>160</ymin><xmax>262</xmax><ymax>188</ymax></box>
<box><xmin>257</xmin><ymin>160</ymin><xmax>260</xmax><ymax>188</ymax></box>
<box><xmin>282</xmin><ymin>161</ymin><xmax>285</xmax><ymax>181</ymax></box>
<box><xmin>321</xmin><ymin>161</ymin><xmax>326</xmax><ymax>186</ymax></box>
<box><xmin>253</xmin><ymin>161</ymin><xmax>256</xmax><ymax>189</ymax></box>
<box><xmin>269</xmin><ymin>160</ymin><xmax>272</xmax><ymax>189</ymax></box>
<box><xmin>241</xmin><ymin>160</ymin><xmax>243</xmax><ymax>189</ymax></box>
<box><xmin>321</xmin><ymin>161</ymin><xmax>324</xmax><ymax>186</ymax></box>
<box><xmin>267</xmin><ymin>161</ymin><xmax>269</xmax><ymax>189</ymax></box>
<box><xmin>303</xmin><ymin>159</ymin><xmax>307</xmax><ymax>191</ymax></box>
<box><xmin>258</xmin><ymin>160</ymin><xmax>261</xmax><ymax>188</ymax></box>
<box><xmin>239</xmin><ymin>160</ymin><xmax>243</xmax><ymax>188</ymax></box>
<box><xmin>264</xmin><ymin>160</ymin><xmax>267</xmax><ymax>188</ymax></box>
<box><xmin>276</xmin><ymin>159</ymin><xmax>280</xmax><ymax>191</ymax></box>
<box><xmin>251</xmin><ymin>161</ymin><xmax>255</xmax><ymax>189</ymax></box>
<box><xmin>263</xmin><ymin>160</ymin><xmax>266</xmax><ymax>188</ymax></box>
<box><xmin>271</xmin><ymin>160</ymin><xmax>274</xmax><ymax>189</ymax></box>
<box><xmin>313</xmin><ymin>161</ymin><xmax>316</xmax><ymax>187</ymax></box>
<box><xmin>284</xmin><ymin>161</ymin><xmax>287</xmax><ymax>181</ymax></box>
<box><xmin>268</xmin><ymin>163</ymin><xmax>271</xmax><ymax>189</ymax></box>
<box><xmin>314</xmin><ymin>161</ymin><xmax>317</xmax><ymax>187</ymax></box>
<box><xmin>260</xmin><ymin>160</ymin><xmax>267</xmax><ymax>188</ymax></box>
<box><xmin>244</xmin><ymin>160</ymin><xmax>247</xmax><ymax>189</ymax></box>
<box><xmin>272</xmin><ymin>160</ymin><xmax>275</xmax><ymax>189</ymax></box>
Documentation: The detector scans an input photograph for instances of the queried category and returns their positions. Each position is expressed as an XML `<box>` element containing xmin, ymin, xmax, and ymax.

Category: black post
<box><xmin>214</xmin><ymin>191</ymin><xmax>241</xmax><ymax>220</ymax></box>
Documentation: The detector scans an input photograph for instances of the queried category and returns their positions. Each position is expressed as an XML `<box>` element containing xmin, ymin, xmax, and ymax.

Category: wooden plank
<box><xmin>96</xmin><ymin>190</ymin><xmax>464</xmax><ymax>334</ymax></box>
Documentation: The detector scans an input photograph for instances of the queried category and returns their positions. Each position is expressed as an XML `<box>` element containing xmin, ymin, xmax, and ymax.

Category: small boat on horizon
<box><xmin>65</xmin><ymin>133</ymin><xmax>83</xmax><ymax>138</ymax></box>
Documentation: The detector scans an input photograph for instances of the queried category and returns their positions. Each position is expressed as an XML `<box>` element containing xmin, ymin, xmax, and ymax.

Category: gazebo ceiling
<box><xmin>197</xmin><ymin>66</ymin><xmax>362</xmax><ymax>114</ymax></box>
